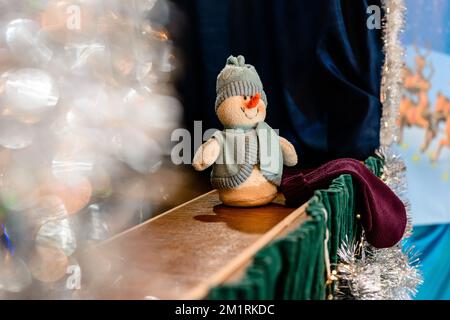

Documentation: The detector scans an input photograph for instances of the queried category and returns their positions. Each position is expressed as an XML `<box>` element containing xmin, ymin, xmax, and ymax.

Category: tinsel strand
<box><xmin>380</xmin><ymin>0</ymin><xmax>406</xmax><ymax>147</ymax></box>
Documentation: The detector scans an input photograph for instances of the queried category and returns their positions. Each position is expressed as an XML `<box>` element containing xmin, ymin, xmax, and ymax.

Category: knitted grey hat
<box><xmin>215</xmin><ymin>55</ymin><xmax>267</xmax><ymax>112</ymax></box>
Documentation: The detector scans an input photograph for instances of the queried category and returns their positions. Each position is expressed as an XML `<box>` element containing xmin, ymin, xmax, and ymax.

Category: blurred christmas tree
<box><xmin>0</xmin><ymin>0</ymin><xmax>181</xmax><ymax>298</ymax></box>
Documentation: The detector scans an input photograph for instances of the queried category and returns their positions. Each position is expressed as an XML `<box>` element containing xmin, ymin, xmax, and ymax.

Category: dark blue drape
<box><xmin>171</xmin><ymin>0</ymin><xmax>384</xmax><ymax>167</ymax></box>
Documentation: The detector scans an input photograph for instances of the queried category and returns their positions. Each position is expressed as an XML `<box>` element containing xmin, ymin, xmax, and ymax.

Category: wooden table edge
<box><xmin>89</xmin><ymin>189</ymin><xmax>218</xmax><ymax>249</ymax></box>
<box><xmin>181</xmin><ymin>201</ymin><xmax>309</xmax><ymax>300</ymax></box>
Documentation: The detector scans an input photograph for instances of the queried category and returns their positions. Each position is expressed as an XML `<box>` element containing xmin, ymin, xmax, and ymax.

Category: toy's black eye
<box><xmin>244</xmin><ymin>96</ymin><xmax>248</xmax><ymax>100</ymax></box>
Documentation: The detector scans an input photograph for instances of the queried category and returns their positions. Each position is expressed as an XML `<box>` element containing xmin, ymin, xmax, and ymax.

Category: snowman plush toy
<box><xmin>193</xmin><ymin>55</ymin><xmax>298</xmax><ymax>207</ymax></box>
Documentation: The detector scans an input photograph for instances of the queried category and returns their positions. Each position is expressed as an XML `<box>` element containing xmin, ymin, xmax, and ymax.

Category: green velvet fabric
<box><xmin>207</xmin><ymin>157</ymin><xmax>383</xmax><ymax>300</ymax></box>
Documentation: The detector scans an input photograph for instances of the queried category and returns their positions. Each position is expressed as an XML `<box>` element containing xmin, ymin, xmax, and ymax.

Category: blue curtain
<box><xmin>171</xmin><ymin>0</ymin><xmax>385</xmax><ymax>167</ymax></box>
<box><xmin>410</xmin><ymin>224</ymin><xmax>450</xmax><ymax>300</ymax></box>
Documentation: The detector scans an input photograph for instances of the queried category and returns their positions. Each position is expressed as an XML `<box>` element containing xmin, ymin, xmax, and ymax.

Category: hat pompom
<box><xmin>237</xmin><ymin>55</ymin><xmax>245</xmax><ymax>66</ymax></box>
<box><xmin>226</xmin><ymin>55</ymin><xmax>245</xmax><ymax>67</ymax></box>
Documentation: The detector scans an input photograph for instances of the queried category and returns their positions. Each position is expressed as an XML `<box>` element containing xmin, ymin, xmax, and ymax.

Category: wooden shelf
<box><xmin>78</xmin><ymin>190</ymin><xmax>308</xmax><ymax>299</ymax></box>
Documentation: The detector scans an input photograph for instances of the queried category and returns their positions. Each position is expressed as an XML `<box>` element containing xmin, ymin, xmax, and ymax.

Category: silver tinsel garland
<box><xmin>379</xmin><ymin>0</ymin><xmax>406</xmax><ymax>147</ymax></box>
<box><xmin>334</xmin><ymin>0</ymin><xmax>423</xmax><ymax>300</ymax></box>
<box><xmin>335</xmin><ymin>234</ymin><xmax>421</xmax><ymax>300</ymax></box>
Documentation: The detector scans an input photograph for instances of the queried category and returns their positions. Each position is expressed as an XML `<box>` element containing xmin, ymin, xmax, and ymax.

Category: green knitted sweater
<box><xmin>210</xmin><ymin>122</ymin><xmax>283</xmax><ymax>189</ymax></box>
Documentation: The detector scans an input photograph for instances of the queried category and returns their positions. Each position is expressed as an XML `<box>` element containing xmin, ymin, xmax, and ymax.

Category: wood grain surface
<box><xmin>77</xmin><ymin>190</ymin><xmax>307</xmax><ymax>300</ymax></box>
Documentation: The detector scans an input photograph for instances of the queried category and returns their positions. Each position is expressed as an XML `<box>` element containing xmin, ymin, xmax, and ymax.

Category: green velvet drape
<box><xmin>207</xmin><ymin>157</ymin><xmax>383</xmax><ymax>300</ymax></box>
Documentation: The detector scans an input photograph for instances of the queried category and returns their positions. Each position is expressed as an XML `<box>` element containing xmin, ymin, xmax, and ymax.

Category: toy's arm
<box><xmin>279</xmin><ymin>137</ymin><xmax>298</xmax><ymax>166</ymax></box>
<box><xmin>192</xmin><ymin>138</ymin><xmax>221</xmax><ymax>171</ymax></box>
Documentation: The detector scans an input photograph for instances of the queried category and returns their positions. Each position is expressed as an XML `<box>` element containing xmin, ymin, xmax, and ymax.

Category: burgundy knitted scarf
<box><xmin>280</xmin><ymin>158</ymin><xmax>407</xmax><ymax>248</ymax></box>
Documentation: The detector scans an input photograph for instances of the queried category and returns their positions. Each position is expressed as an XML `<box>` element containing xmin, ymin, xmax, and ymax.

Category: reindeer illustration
<box><xmin>398</xmin><ymin>45</ymin><xmax>436</xmax><ymax>152</ymax></box>
<box><xmin>434</xmin><ymin>91</ymin><xmax>450</xmax><ymax>126</ymax></box>
<box><xmin>432</xmin><ymin>91</ymin><xmax>450</xmax><ymax>162</ymax></box>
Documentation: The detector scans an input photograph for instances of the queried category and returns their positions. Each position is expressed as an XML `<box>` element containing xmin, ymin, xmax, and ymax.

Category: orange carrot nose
<box><xmin>246</xmin><ymin>93</ymin><xmax>261</xmax><ymax>109</ymax></box>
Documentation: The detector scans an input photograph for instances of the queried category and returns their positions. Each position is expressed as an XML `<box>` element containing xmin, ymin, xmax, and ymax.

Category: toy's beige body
<box><xmin>192</xmin><ymin>55</ymin><xmax>298</xmax><ymax>207</ymax></box>
<box><xmin>219</xmin><ymin>165</ymin><xmax>278</xmax><ymax>207</ymax></box>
